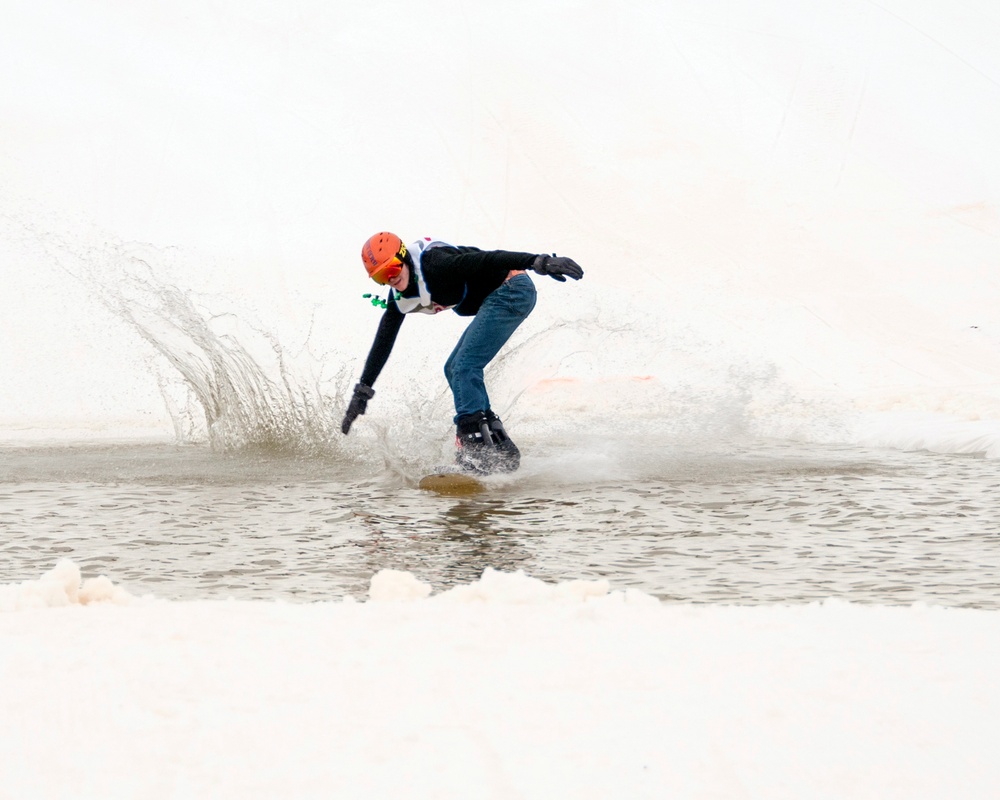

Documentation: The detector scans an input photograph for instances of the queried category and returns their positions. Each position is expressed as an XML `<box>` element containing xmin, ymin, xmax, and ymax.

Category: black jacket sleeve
<box><xmin>358</xmin><ymin>297</ymin><xmax>405</xmax><ymax>387</ymax></box>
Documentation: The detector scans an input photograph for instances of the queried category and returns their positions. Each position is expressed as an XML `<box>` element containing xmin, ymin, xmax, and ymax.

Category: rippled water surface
<box><xmin>2</xmin><ymin>440</ymin><xmax>999</xmax><ymax>607</ymax></box>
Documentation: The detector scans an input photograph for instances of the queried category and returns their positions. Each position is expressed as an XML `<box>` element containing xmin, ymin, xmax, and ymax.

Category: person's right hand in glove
<box><xmin>530</xmin><ymin>254</ymin><xmax>584</xmax><ymax>282</ymax></box>
<box><xmin>341</xmin><ymin>383</ymin><xmax>375</xmax><ymax>434</ymax></box>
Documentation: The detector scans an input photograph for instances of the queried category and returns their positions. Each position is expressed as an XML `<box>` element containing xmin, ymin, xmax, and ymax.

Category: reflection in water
<box><xmin>351</xmin><ymin>497</ymin><xmax>538</xmax><ymax>591</ymax></box>
<box><xmin>1</xmin><ymin>441</ymin><xmax>1000</xmax><ymax>607</ymax></box>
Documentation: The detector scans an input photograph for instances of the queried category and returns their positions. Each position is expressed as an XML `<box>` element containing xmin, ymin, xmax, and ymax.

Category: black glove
<box><xmin>341</xmin><ymin>383</ymin><xmax>375</xmax><ymax>434</ymax></box>
<box><xmin>530</xmin><ymin>254</ymin><xmax>584</xmax><ymax>282</ymax></box>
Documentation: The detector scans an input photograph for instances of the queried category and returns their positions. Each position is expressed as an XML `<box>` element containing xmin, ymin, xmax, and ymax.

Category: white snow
<box><xmin>3</xmin><ymin>562</ymin><xmax>1000</xmax><ymax>798</ymax></box>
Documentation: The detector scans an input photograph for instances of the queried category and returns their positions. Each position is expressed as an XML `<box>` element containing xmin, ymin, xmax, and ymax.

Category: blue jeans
<box><xmin>444</xmin><ymin>274</ymin><xmax>537</xmax><ymax>421</ymax></box>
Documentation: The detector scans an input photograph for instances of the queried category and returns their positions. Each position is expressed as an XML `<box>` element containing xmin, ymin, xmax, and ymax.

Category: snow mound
<box><xmin>368</xmin><ymin>567</ymin><xmax>659</xmax><ymax>607</ymax></box>
<box><xmin>368</xmin><ymin>569</ymin><xmax>434</xmax><ymax>602</ymax></box>
<box><xmin>0</xmin><ymin>559</ymin><xmax>134</xmax><ymax>612</ymax></box>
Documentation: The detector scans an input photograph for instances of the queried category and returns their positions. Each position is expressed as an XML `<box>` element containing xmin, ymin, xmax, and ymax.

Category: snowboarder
<box><xmin>340</xmin><ymin>232</ymin><xmax>584</xmax><ymax>474</ymax></box>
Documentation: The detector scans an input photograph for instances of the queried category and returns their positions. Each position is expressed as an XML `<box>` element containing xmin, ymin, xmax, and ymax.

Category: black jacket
<box><xmin>358</xmin><ymin>245</ymin><xmax>536</xmax><ymax>388</ymax></box>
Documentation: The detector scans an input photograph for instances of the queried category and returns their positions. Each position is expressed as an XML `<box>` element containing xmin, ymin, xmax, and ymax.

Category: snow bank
<box><xmin>854</xmin><ymin>411</ymin><xmax>1000</xmax><ymax>458</ymax></box>
<box><xmin>1</xmin><ymin>562</ymin><xmax>999</xmax><ymax>798</ymax></box>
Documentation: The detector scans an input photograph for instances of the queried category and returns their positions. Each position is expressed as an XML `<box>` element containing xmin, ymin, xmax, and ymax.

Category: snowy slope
<box><xmin>1</xmin><ymin>0</ymin><xmax>998</xmax><ymax>455</ymax></box>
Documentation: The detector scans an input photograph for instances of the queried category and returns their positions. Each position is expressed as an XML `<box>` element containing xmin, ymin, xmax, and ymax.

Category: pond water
<box><xmin>2</xmin><ymin>440</ymin><xmax>998</xmax><ymax>607</ymax></box>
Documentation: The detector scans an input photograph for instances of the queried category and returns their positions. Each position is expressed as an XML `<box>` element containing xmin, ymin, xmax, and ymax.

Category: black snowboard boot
<box><xmin>484</xmin><ymin>410</ymin><xmax>520</xmax><ymax>473</ymax></box>
<box><xmin>454</xmin><ymin>411</ymin><xmax>497</xmax><ymax>474</ymax></box>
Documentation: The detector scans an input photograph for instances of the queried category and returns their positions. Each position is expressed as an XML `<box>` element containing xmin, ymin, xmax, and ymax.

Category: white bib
<box><xmin>393</xmin><ymin>238</ymin><xmax>455</xmax><ymax>315</ymax></box>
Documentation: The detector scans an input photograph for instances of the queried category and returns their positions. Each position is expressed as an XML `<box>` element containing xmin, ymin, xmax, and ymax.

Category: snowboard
<box><xmin>418</xmin><ymin>469</ymin><xmax>486</xmax><ymax>496</ymax></box>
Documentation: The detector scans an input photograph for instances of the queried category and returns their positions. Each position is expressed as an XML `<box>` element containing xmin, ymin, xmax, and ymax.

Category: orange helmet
<box><xmin>361</xmin><ymin>232</ymin><xmax>408</xmax><ymax>285</ymax></box>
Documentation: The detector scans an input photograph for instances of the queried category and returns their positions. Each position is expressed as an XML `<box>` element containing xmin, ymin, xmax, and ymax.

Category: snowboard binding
<box><xmin>454</xmin><ymin>410</ymin><xmax>520</xmax><ymax>475</ymax></box>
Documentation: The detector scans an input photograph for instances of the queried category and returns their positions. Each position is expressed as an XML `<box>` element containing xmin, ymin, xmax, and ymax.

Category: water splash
<box><xmin>21</xmin><ymin>223</ymin><xmax>350</xmax><ymax>453</ymax></box>
<box><xmin>98</xmin><ymin>258</ymin><xmax>346</xmax><ymax>452</ymax></box>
